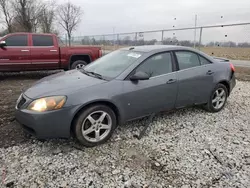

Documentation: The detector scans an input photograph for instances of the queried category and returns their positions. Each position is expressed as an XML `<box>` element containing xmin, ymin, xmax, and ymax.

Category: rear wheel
<box><xmin>71</xmin><ymin>60</ymin><xmax>88</xmax><ymax>70</ymax></box>
<box><xmin>204</xmin><ymin>84</ymin><xmax>228</xmax><ymax>112</ymax></box>
<box><xmin>73</xmin><ymin>105</ymin><xmax>117</xmax><ymax>147</ymax></box>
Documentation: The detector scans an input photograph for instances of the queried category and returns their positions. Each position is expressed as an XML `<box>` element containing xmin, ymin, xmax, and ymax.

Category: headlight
<box><xmin>27</xmin><ymin>96</ymin><xmax>66</xmax><ymax>112</ymax></box>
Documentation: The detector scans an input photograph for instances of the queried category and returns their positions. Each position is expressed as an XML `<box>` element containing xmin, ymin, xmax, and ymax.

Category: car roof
<box><xmin>121</xmin><ymin>45</ymin><xmax>196</xmax><ymax>53</ymax></box>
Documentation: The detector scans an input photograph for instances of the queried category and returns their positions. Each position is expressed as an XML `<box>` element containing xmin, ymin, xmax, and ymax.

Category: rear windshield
<box><xmin>84</xmin><ymin>50</ymin><xmax>143</xmax><ymax>79</ymax></box>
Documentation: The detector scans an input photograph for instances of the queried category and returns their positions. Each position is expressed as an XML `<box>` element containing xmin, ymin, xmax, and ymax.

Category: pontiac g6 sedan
<box><xmin>15</xmin><ymin>45</ymin><xmax>236</xmax><ymax>147</ymax></box>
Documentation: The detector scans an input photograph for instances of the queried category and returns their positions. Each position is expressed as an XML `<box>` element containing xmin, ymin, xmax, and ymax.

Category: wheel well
<box><xmin>70</xmin><ymin>101</ymin><xmax>120</xmax><ymax>134</ymax></box>
<box><xmin>70</xmin><ymin>55</ymin><xmax>91</xmax><ymax>67</ymax></box>
<box><xmin>219</xmin><ymin>81</ymin><xmax>230</xmax><ymax>96</ymax></box>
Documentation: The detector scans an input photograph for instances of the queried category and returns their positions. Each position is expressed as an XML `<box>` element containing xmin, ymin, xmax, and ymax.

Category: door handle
<box><xmin>166</xmin><ymin>79</ymin><xmax>177</xmax><ymax>84</ymax></box>
<box><xmin>206</xmin><ymin>70</ymin><xmax>214</xmax><ymax>75</ymax></box>
<box><xmin>21</xmin><ymin>50</ymin><xmax>29</xmax><ymax>52</ymax></box>
<box><xmin>50</xmin><ymin>50</ymin><xmax>57</xmax><ymax>52</ymax></box>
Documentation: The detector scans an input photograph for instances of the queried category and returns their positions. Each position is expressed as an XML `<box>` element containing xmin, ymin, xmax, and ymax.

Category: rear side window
<box><xmin>5</xmin><ymin>35</ymin><xmax>28</xmax><ymax>46</ymax></box>
<box><xmin>135</xmin><ymin>52</ymin><xmax>172</xmax><ymax>77</ymax></box>
<box><xmin>175</xmin><ymin>51</ymin><xmax>200</xmax><ymax>70</ymax></box>
<box><xmin>199</xmin><ymin>55</ymin><xmax>211</xmax><ymax>65</ymax></box>
<box><xmin>32</xmin><ymin>35</ymin><xmax>54</xmax><ymax>46</ymax></box>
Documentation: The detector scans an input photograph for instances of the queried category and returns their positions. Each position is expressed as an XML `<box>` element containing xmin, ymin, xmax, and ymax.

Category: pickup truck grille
<box><xmin>17</xmin><ymin>95</ymin><xmax>26</xmax><ymax>109</ymax></box>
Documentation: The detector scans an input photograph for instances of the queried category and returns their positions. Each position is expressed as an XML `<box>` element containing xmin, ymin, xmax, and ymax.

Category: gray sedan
<box><xmin>15</xmin><ymin>45</ymin><xmax>236</xmax><ymax>147</ymax></box>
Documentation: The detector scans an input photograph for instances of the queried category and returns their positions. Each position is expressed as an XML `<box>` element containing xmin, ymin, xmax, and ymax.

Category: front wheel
<box><xmin>204</xmin><ymin>84</ymin><xmax>228</xmax><ymax>112</ymax></box>
<box><xmin>73</xmin><ymin>105</ymin><xmax>117</xmax><ymax>147</ymax></box>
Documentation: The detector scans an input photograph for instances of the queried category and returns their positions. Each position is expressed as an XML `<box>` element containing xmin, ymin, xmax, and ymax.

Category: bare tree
<box><xmin>0</xmin><ymin>0</ymin><xmax>14</xmax><ymax>33</ymax></box>
<box><xmin>57</xmin><ymin>2</ymin><xmax>82</xmax><ymax>46</ymax></box>
<box><xmin>39</xmin><ymin>0</ymin><xmax>56</xmax><ymax>33</ymax></box>
<box><xmin>12</xmin><ymin>0</ymin><xmax>44</xmax><ymax>32</ymax></box>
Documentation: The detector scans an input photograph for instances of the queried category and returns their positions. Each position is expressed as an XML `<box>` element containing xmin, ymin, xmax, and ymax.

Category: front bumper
<box><xmin>15</xmin><ymin>94</ymin><xmax>79</xmax><ymax>139</ymax></box>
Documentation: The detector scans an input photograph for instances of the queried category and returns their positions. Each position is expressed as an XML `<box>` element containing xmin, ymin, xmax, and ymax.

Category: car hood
<box><xmin>24</xmin><ymin>70</ymin><xmax>107</xmax><ymax>99</ymax></box>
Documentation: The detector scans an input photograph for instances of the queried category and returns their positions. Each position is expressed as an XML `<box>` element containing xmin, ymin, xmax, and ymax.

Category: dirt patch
<box><xmin>0</xmin><ymin>71</ymin><xmax>61</xmax><ymax>148</ymax></box>
<box><xmin>235</xmin><ymin>66</ymin><xmax>250</xmax><ymax>81</ymax></box>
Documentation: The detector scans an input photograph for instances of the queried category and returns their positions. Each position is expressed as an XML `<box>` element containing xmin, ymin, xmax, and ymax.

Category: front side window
<box><xmin>84</xmin><ymin>50</ymin><xmax>143</xmax><ymax>79</ymax></box>
<box><xmin>135</xmin><ymin>52</ymin><xmax>172</xmax><ymax>77</ymax></box>
<box><xmin>175</xmin><ymin>51</ymin><xmax>200</xmax><ymax>70</ymax></box>
<box><xmin>199</xmin><ymin>55</ymin><xmax>211</xmax><ymax>65</ymax></box>
<box><xmin>5</xmin><ymin>35</ymin><xmax>28</xmax><ymax>46</ymax></box>
<box><xmin>32</xmin><ymin>35</ymin><xmax>54</xmax><ymax>46</ymax></box>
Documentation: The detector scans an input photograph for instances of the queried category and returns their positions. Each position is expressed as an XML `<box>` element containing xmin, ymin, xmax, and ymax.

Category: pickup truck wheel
<box><xmin>71</xmin><ymin>60</ymin><xmax>88</xmax><ymax>69</ymax></box>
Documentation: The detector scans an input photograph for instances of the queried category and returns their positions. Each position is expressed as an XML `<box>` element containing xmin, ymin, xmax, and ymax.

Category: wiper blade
<box><xmin>87</xmin><ymin>71</ymin><xmax>102</xmax><ymax>78</ymax></box>
<box><xmin>82</xmin><ymin>70</ymin><xmax>105</xmax><ymax>80</ymax></box>
<box><xmin>80</xmin><ymin>69</ymin><xmax>87</xmax><ymax>74</ymax></box>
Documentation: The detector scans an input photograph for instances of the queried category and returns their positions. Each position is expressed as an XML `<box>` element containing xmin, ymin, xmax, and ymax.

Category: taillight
<box><xmin>230</xmin><ymin>63</ymin><xmax>235</xmax><ymax>72</ymax></box>
<box><xmin>99</xmin><ymin>49</ymin><xmax>102</xmax><ymax>57</ymax></box>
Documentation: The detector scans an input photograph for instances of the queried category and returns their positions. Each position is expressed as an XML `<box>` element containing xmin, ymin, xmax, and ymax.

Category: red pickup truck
<box><xmin>0</xmin><ymin>33</ymin><xmax>102</xmax><ymax>71</ymax></box>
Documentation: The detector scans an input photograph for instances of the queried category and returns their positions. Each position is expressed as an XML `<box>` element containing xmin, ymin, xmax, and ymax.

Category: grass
<box><xmin>200</xmin><ymin>47</ymin><xmax>250</xmax><ymax>61</ymax></box>
<box><xmin>97</xmin><ymin>45</ymin><xmax>250</xmax><ymax>61</ymax></box>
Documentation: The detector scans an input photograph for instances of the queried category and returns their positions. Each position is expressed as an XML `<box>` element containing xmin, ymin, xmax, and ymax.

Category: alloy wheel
<box><xmin>212</xmin><ymin>88</ymin><xmax>226</xmax><ymax>110</ymax></box>
<box><xmin>81</xmin><ymin>111</ymin><xmax>112</xmax><ymax>142</ymax></box>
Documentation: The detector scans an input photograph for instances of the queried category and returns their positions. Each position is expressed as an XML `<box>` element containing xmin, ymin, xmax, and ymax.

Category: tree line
<box><xmin>0</xmin><ymin>0</ymin><xmax>83</xmax><ymax>46</ymax></box>
<box><xmin>80</xmin><ymin>36</ymin><xmax>250</xmax><ymax>48</ymax></box>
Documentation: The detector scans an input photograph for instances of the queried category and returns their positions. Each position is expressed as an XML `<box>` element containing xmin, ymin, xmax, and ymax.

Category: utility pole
<box><xmin>194</xmin><ymin>14</ymin><xmax>197</xmax><ymax>48</ymax></box>
<box><xmin>103</xmin><ymin>35</ymin><xmax>105</xmax><ymax>53</ymax></box>
<box><xmin>161</xmin><ymin>30</ymin><xmax>164</xmax><ymax>43</ymax></box>
<box><xmin>198</xmin><ymin>27</ymin><xmax>203</xmax><ymax>50</ymax></box>
<box><xmin>113</xmin><ymin>27</ymin><xmax>115</xmax><ymax>50</ymax></box>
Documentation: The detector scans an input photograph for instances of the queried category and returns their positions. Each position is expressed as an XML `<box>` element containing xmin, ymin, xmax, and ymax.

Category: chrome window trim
<box><xmin>149</xmin><ymin>71</ymin><xmax>176</xmax><ymax>79</ymax></box>
<box><xmin>148</xmin><ymin>65</ymin><xmax>207</xmax><ymax>79</ymax></box>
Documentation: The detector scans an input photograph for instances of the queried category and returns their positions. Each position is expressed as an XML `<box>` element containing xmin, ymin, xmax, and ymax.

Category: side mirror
<box><xmin>0</xmin><ymin>41</ymin><xmax>6</xmax><ymax>48</ymax></box>
<box><xmin>130</xmin><ymin>71</ymin><xmax>150</xmax><ymax>81</ymax></box>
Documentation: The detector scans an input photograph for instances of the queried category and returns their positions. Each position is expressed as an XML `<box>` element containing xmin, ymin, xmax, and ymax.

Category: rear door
<box><xmin>0</xmin><ymin>34</ymin><xmax>30</xmax><ymax>71</ymax></box>
<box><xmin>120</xmin><ymin>52</ymin><xmax>178</xmax><ymax>120</ymax></box>
<box><xmin>174</xmin><ymin>51</ymin><xmax>214</xmax><ymax>108</ymax></box>
<box><xmin>30</xmin><ymin>34</ymin><xmax>60</xmax><ymax>69</ymax></box>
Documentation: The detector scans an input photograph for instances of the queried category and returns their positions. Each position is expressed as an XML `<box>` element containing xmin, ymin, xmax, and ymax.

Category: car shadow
<box><xmin>114</xmin><ymin>106</ymin><xmax>206</xmax><ymax>139</ymax></box>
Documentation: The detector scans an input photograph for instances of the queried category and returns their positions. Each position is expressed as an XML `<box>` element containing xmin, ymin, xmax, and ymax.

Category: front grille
<box><xmin>17</xmin><ymin>95</ymin><xmax>26</xmax><ymax>109</ymax></box>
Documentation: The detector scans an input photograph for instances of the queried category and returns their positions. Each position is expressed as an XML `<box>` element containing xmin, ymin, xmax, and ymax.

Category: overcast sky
<box><xmin>58</xmin><ymin>0</ymin><xmax>250</xmax><ymax>43</ymax></box>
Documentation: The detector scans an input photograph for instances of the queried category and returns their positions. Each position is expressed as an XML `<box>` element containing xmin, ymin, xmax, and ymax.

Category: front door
<box><xmin>30</xmin><ymin>34</ymin><xmax>60</xmax><ymax>70</ymax></box>
<box><xmin>0</xmin><ymin>34</ymin><xmax>31</xmax><ymax>71</ymax></box>
<box><xmin>120</xmin><ymin>52</ymin><xmax>178</xmax><ymax>120</ymax></box>
<box><xmin>174</xmin><ymin>51</ymin><xmax>214</xmax><ymax>108</ymax></box>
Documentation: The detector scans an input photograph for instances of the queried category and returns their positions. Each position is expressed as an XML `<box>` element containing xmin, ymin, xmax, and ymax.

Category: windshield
<box><xmin>84</xmin><ymin>50</ymin><xmax>143</xmax><ymax>79</ymax></box>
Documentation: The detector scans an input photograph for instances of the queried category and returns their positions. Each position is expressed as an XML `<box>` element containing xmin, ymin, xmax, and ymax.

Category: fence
<box><xmin>62</xmin><ymin>22</ymin><xmax>250</xmax><ymax>60</ymax></box>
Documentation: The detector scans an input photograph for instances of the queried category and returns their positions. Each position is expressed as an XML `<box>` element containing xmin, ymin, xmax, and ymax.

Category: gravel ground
<box><xmin>0</xmin><ymin>75</ymin><xmax>250</xmax><ymax>187</ymax></box>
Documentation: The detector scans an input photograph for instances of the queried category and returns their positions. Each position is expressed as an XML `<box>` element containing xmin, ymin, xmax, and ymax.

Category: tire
<box><xmin>73</xmin><ymin>105</ymin><xmax>117</xmax><ymax>147</ymax></box>
<box><xmin>71</xmin><ymin>60</ymin><xmax>88</xmax><ymax>69</ymax></box>
<box><xmin>204</xmin><ymin>83</ymin><xmax>228</xmax><ymax>112</ymax></box>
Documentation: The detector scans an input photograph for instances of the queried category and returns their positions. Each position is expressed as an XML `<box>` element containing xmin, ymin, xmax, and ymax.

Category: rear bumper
<box><xmin>229</xmin><ymin>73</ymin><xmax>236</xmax><ymax>94</ymax></box>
